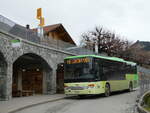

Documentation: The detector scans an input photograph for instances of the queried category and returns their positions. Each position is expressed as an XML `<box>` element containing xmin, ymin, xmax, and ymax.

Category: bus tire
<box><xmin>129</xmin><ymin>82</ymin><xmax>133</xmax><ymax>92</ymax></box>
<box><xmin>104</xmin><ymin>83</ymin><xmax>110</xmax><ymax>97</ymax></box>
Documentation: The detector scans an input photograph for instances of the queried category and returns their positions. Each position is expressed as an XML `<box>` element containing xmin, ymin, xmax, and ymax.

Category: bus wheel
<box><xmin>105</xmin><ymin>84</ymin><xmax>110</xmax><ymax>97</ymax></box>
<box><xmin>129</xmin><ymin>82</ymin><xmax>133</xmax><ymax>92</ymax></box>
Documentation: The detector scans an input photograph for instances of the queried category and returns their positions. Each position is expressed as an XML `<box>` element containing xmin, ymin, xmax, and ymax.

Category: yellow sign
<box><xmin>66</xmin><ymin>58</ymin><xmax>90</xmax><ymax>64</ymax></box>
<box><xmin>37</xmin><ymin>8</ymin><xmax>42</xmax><ymax>20</ymax></box>
<box><xmin>36</xmin><ymin>8</ymin><xmax>45</xmax><ymax>27</ymax></box>
<box><xmin>39</xmin><ymin>17</ymin><xmax>45</xmax><ymax>26</ymax></box>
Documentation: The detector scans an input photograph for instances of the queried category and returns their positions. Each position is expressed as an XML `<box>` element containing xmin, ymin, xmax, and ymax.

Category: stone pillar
<box><xmin>6</xmin><ymin>62</ymin><xmax>13</xmax><ymax>100</ymax></box>
<box><xmin>46</xmin><ymin>68</ymin><xmax>54</xmax><ymax>94</ymax></box>
<box><xmin>44</xmin><ymin>65</ymin><xmax>57</xmax><ymax>94</ymax></box>
<box><xmin>51</xmin><ymin>69</ymin><xmax>57</xmax><ymax>94</ymax></box>
<box><xmin>0</xmin><ymin>73</ymin><xmax>7</xmax><ymax>100</ymax></box>
<box><xmin>0</xmin><ymin>60</ymin><xmax>9</xmax><ymax>100</ymax></box>
<box><xmin>50</xmin><ymin>67</ymin><xmax>57</xmax><ymax>94</ymax></box>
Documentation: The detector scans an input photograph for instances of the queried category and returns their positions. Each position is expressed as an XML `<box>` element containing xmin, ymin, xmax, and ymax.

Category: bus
<box><xmin>64</xmin><ymin>55</ymin><xmax>138</xmax><ymax>97</ymax></box>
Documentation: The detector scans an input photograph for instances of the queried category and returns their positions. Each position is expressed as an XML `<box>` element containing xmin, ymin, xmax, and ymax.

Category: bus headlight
<box><xmin>88</xmin><ymin>84</ymin><xmax>95</xmax><ymax>88</ymax></box>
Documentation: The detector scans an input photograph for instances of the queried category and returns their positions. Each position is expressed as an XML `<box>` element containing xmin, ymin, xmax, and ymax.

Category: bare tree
<box><xmin>80</xmin><ymin>26</ymin><xmax>131</xmax><ymax>56</ymax></box>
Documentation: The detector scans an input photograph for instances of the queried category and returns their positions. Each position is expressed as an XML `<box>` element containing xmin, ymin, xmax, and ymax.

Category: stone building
<box><xmin>0</xmin><ymin>15</ymin><xmax>76</xmax><ymax>100</ymax></box>
<box><xmin>129</xmin><ymin>40</ymin><xmax>150</xmax><ymax>66</ymax></box>
<box><xmin>131</xmin><ymin>40</ymin><xmax>150</xmax><ymax>51</ymax></box>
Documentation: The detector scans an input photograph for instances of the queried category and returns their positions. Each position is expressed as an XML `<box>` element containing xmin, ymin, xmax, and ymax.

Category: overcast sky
<box><xmin>0</xmin><ymin>0</ymin><xmax>150</xmax><ymax>45</ymax></box>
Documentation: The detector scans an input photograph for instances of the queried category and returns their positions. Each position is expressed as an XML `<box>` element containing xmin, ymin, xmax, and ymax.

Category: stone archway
<box><xmin>12</xmin><ymin>53</ymin><xmax>52</xmax><ymax>97</ymax></box>
<box><xmin>0</xmin><ymin>52</ymin><xmax>7</xmax><ymax>100</ymax></box>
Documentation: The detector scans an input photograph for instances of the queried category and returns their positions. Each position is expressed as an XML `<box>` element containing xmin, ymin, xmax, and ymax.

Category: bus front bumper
<box><xmin>65</xmin><ymin>88</ymin><xmax>105</xmax><ymax>95</ymax></box>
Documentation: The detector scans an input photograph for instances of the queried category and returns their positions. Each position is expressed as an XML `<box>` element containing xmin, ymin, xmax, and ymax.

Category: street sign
<box><xmin>11</xmin><ymin>39</ymin><xmax>21</xmax><ymax>47</ymax></box>
<box><xmin>39</xmin><ymin>17</ymin><xmax>45</xmax><ymax>26</ymax></box>
<box><xmin>37</xmin><ymin>8</ymin><xmax>42</xmax><ymax>20</ymax></box>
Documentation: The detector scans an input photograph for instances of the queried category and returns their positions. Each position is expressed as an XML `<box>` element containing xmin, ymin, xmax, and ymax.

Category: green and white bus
<box><xmin>64</xmin><ymin>55</ymin><xmax>138</xmax><ymax>96</ymax></box>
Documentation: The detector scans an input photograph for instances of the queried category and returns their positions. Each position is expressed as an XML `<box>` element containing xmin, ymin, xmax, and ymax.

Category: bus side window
<box><xmin>101</xmin><ymin>67</ymin><xmax>107</xmax><ymax>80</ymax></box>
<box><xmin>94</xmin><ymin>58</ymin><xmax>107</xmax><ymax>81</ymax></box>
<box><xmin>93</xmin><ymin>58</ymin><xmax>101</xmax><ymax>80</ymax></box>
<box><xmin>101</xmin><ymin>60</ymin><xmax>108</xmax><ymax>81</ymax></box>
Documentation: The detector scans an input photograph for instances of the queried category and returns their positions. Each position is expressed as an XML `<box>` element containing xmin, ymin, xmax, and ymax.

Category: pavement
<box><xmin>14</xmin><ymin>91</ymin><xmax>138</xmax><ymax>113</ymax></box>
<box><xmin>0</xmin><ymin>94</ymin><xmax>66</xmax><ymax>113</ymax></box>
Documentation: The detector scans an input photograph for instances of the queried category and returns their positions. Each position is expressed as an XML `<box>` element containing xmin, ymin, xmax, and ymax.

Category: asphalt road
<box><xmin>16</xmin><ymin>91</ymin><xmax>138</xmax><ymax>113</ymax></box>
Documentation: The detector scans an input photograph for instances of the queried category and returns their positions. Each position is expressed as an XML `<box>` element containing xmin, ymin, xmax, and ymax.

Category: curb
<box><xmin>8</xmin><ymin>97</ymin><xmax>65</xmax><ymax>113</ymax></box>
<box><xmin>138</xmin><ymin>91</ymin><xmax>150</xmax><ymax>113</ymax></box>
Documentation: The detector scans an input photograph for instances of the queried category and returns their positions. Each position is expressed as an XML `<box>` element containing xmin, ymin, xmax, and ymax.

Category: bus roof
<box><xmin>64</xmin><ymin>55</ymin><xmax>136</xmax><ymax>65</ymax></box>
<box><xmin>124</xmin><ymin>61</ymin><xmax>136</xmax><ymax>66</ymax></box>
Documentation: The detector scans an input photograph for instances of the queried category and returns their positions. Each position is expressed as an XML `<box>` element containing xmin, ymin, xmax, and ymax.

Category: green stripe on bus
<box><xmin>65</xmin><ymin>55</ymin><xmax>136</xmax><ymax>64</ymax></box>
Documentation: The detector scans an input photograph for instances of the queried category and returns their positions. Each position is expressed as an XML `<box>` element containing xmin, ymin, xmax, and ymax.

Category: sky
<box><xmin>0</xmin><ymin>0</ymin><xmax>150</xmax><ymax>45</ymax></box>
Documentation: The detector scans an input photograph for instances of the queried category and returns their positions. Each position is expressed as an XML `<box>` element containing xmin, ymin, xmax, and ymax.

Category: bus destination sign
<box><xmin>66</xmin><ymin>58</ymin><xmax>90</xmax><ymax>64</ymax></box>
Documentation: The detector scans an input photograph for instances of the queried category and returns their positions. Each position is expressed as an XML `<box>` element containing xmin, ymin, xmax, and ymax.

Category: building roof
<box><xmin>132</xmin><ymin>41</ymin><xmax>150</xmax><ymax>51</ymax></box>
<box><xmin>32</xmin><ymin>24</ymin><xmax>76</xmax><ymax>45</ymax></box>
<box><xmin>0</xmin><ymin>15</ymin><xmax>40</xmax><ymax>43</ymax></box>
<box><xmin>32</xmin><ymin>24</ymin><xmax>61</xmax><ymax>33</ymax></box>
<box><xmin>9</xmin><ymin>24</ymin><xmax>40</xmax><ymax>43</ymax></box>
<box><xmin>0</xmin><ymin>15</ymin><xmax>15</xmax><ymax>27</ymax></box>
<box><xmin>0</xmin><ymin>22</ymin><xmax>12</xmax><ymax>32</ymax></box>
<box><xmin>43</xmin><ymin>24</ymin><xmax>61</xmax><ymax>33</ymax></box>
<box><xmin>0</xmin><ymin>15</ymin><xmax>16</xmax><ymax>32</ymax></box>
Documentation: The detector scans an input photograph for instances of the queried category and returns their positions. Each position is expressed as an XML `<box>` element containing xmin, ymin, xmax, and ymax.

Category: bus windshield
<box><xmin>64</xmin><ymin>58</ymin><xmax>99</xmax><ymax>82</ymax></box>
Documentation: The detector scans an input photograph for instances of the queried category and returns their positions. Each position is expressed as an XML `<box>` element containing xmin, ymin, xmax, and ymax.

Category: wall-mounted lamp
<box><xmin>22</xmin><ymin>69</ymin><xmax>26</xmax><ymax>72</ymax></box>
<box><xmin>36</xmin><ymin>68</ymin><xmax>40</xmax><ymax>71</ymax></box>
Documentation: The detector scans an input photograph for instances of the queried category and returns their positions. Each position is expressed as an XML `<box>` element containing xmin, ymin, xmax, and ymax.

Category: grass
<box><xmin>143</xmin><ymin>94</ymin><xmax>150</xmax><ymax>112</ymax></box>
<box><xmin>144</xmin><ymin>107</ymin><xmax>150</xmax><ymax>112</ymax></box>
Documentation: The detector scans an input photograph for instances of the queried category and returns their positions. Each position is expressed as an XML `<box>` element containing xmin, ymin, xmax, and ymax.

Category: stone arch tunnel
<box><xmin>12</xmin><ymin>53</ymin><xmax>52</xmax><ymax>97</ymax></box>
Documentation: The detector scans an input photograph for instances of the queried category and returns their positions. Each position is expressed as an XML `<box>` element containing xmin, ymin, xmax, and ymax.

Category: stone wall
<box><xmin>0</xmin><ymin>30</ymin><xmax>75</xmax><ymax>100</ymax></box>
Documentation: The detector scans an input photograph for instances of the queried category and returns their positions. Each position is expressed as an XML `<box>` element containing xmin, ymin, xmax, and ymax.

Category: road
<box><xmin>16</xmin><ymin>91</ymin><xmax>138</xmax><ymax>113</ymax></box>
